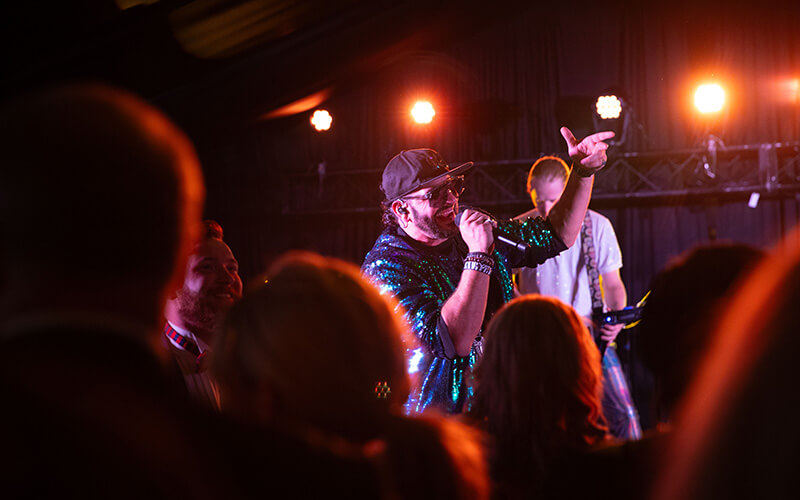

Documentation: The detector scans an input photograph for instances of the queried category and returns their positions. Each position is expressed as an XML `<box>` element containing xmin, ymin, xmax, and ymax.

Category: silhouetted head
<box><xmin>471</xmin><ymin>295</ymin><xmax>606</xmax><ymax>493</ymax></box>
<box><xmin>0</xmin><ymin>83</ymin><xmax>205</xmax><ymax>329</ymax></box>
<box><xmin>639</xmin><ymin>242</ymin><xmax>765</xmax><ymax>421</ymax></box>
<box><xmin>654</xmin><ymin>235</ymin><xmax>800</xmax><ymax>500</ymax></box>
<box><xmin>213</xmin><ymin>251</ymin><xmax>412</xmax><ymax>442</ymax></box>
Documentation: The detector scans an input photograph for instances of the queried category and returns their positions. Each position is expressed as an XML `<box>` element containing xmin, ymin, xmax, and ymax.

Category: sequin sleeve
<box><xmin>363</xmin><ymin>229</ymin><xmax>484</xmax><ymax>414</ymax></box>
<box><xmin>497</xmin><ymin>216</ymin><xmax>568</xmax><ymax>268</ymax></box>
<box><xmin>362</xmin><ymin>248</ymin><xmax>455</xmax><ymax>360</ymax></box>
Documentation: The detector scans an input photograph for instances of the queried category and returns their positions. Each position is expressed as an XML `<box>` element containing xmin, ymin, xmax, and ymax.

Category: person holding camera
<box><xmin>515</xmin><ymin>155</ymin><xmax>641</xmax><ymax>440</ymax></box>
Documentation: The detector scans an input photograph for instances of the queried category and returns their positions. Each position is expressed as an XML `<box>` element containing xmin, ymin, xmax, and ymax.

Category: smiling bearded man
<box><xmin>405</xmin><ymin>197</ymin><xmax>459</xmax><ymax>241</ymax></box>
<box><xmin>164</xmin><ymin>219</ymin><xmax>243</xmax><ymax>410</ymax></box>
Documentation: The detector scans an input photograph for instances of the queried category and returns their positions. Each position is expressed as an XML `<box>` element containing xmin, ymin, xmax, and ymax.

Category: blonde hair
<box><xmin>526</xmin><ymin>155</ymin><xmax>569</xmax><ymax>193</ymax></box>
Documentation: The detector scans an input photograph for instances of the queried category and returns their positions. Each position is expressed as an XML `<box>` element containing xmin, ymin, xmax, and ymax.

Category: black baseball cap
<box><xmin>381</xmin><ymin>148</ymin><xmax>473</xmax><ymax>202</ymax></box>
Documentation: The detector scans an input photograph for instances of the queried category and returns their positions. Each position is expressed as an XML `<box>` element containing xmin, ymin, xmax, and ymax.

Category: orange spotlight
<box><xmin>310</xmin><ymin>109</ymin><xmax>332</xmax><ymax>131</ymax></box>
<box><xmin>694</xmin><ymin>83</ymin><xmax>726</xmax><ymax>113</ymax></box>
<box><xmin>782</xmin><ymin>78</ymin><xmax>800</xmax><ymax>104</ymax></box>
<box><xmin>411</xmin><ymin>101</ymin><xmax>435</xmax><ymax>124</ymax></box>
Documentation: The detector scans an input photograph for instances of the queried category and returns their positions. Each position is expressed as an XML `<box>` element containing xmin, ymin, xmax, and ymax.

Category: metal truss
<box><xmin>282</xmin><ymin>141</ymin><xmax>800</xmax><ymax>215</ymax></box>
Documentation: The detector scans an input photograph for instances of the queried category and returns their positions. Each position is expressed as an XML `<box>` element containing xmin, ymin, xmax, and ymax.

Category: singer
<box><xmin>361</xmin><ymin>128</ymin><xmax>613</xmax><ymax>415</ymax></box>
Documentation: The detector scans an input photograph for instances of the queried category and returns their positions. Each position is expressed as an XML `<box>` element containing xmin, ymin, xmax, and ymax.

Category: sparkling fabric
<box><xmin>516</xmin><ymin>210</ymin><xmax>622</xmax><ymax>318</ymax></box>
<box><xmin>601</xmin><ymin>345</ymin><xmax>643</xmax><ymax>439</ymax></box>
<box><xmin>362</xmin><ymin>217</ymin><xmax>566</xmax><ymax>414</ymax></box>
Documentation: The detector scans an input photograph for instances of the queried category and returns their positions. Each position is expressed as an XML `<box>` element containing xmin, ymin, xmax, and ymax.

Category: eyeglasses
<box><xmin>403</xmin><ymin>176</ymin><xmax>465</xmax><ymax>206</ymax></box>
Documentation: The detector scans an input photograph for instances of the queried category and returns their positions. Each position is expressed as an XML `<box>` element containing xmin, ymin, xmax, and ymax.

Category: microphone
<box><xmin>455</xmin><ymin>206</ymin><xmax>533</xmax><ymax>258</ymax></box>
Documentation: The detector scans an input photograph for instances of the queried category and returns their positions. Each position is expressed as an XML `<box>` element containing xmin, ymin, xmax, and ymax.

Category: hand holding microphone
<box><xmin>456</xmin><ymin>206</ymin><xmax>533</xmax><ymax>260</ymax></box>
<box><xmin>457</xmin><ymin>208</ymin><xmax>494</xmax><ymax>253</ymax></box>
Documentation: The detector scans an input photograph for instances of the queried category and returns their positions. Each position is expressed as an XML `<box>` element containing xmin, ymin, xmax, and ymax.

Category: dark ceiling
<box><xmin>1</xmin><ymin>1</ymin><xmax>518</xmax><ymax>140</ymax></box>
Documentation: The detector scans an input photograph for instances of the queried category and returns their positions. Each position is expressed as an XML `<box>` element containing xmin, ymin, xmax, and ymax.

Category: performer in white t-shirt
<box><xmin>515</xmin><ymin>155</ymin><xmax>641</xmax><ymax>440</ymax></box>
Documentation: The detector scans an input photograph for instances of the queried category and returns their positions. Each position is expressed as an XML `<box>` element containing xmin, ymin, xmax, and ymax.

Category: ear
<box><xmin>391</xmin><ymin>200</ymin><xmax>411</xmax><ymax>226</ymax></box>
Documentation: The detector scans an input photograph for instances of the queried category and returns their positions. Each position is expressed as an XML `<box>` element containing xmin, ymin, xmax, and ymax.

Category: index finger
<box><xmin>585</xmin><ymin>130</ymin><xmax>615</xmax><ymax>142</ymax></box>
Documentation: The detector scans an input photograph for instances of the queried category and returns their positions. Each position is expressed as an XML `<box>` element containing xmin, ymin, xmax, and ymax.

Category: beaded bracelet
<box><xmin>464</xmin><ymin>260</ymin><xmax>494</xmax><ymax>269</ymax></box>
<box><xmin>464</xmin><ymin>260</ymin><xmax>493</xmax><ymax>276</ymax></box>
<box><xmin>464</xmin><ymin>251</ymin><xmax>494</xmax><ymax>267</ymax></box>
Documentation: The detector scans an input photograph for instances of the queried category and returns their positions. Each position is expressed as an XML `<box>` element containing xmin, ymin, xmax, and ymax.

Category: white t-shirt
<box><xmin>516</xmin><ymin>209</ymin><xmax>622</xmax><ymax>318</ymax></box>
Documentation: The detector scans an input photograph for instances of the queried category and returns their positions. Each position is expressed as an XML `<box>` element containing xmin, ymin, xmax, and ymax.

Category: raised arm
<box><xmin>547</xmin><ymin>127</ymin><xmax>614</xmax><ymax>247</ymax></box>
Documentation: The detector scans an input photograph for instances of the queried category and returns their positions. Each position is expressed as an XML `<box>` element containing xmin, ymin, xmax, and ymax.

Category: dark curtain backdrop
<box><xmin>202</xmin><ymin>3</ymin><xmax>800</xmax><ymax>278</ymax></box>
<box><xmin>196</xmin><ymin>3</ymin><xmax>800</xmax><ymax>427</ymax></box>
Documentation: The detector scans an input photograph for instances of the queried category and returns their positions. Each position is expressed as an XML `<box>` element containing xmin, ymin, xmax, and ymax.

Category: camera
<box><xmin>594</xmin><ymin>306</ymin><xmax>644</xmax><ymax>326</ymax></box>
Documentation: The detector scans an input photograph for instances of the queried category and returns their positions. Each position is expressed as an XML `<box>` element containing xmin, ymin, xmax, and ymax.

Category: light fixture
<box><xmin>595</xmin><ymin>95</ymin><xmax>622</xmax><ymax>119</ymax></box>
<box><xmin>694</xmin><ymin>83</ymin><xmax>726</xmax><ymax>114</ymax></box>
<box><xmin>591</xmin><ymin>91</ymin><xmax>630</xmax><ymax>147</ymax></box>
<box><xmin>310</xmin><ymin>109</ymin><xmax>332</xmax><ymax>131</ymax></box>
<box><xmin>411</xmin><ymin>101</ymin><xmax>435</xmax><ymax>124</ymax></box>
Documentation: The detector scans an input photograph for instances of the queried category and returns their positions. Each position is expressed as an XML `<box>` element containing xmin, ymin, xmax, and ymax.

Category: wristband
<box><xmin>573</xmin><ymin>164</ymin><xmax>596</xmax><ymax>178</ymax></box>
<box><xmin>464</xmin><ymin>260</ymin><xmax>493</xmax><ymax>276</ymax></box>
<box><xmin>465</xmin><ymin>251</ymin><xmax>494</xmax><ymax>267</ymax></box>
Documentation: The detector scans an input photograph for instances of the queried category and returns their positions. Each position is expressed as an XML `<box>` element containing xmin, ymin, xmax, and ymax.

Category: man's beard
<box><xmin>175</xmin><ymin>287</ymin><xmax>225</xmax><ymax>335</ymax></box>
<box><xmin>410</xmin><ymin>205</ymin><xmax>458</xmax><ymax>240</ymax></box>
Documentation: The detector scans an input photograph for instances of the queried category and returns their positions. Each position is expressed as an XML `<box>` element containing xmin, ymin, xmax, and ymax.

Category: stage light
<box><xmin>595</xmin><ymin>95</ymin><xmax>622</xmax><ymax>119</ymax></box>
<box><xmin>785</xmin><ymin>78</ymin><xmax>799</xmax><ymax>104</ymax></box>
<box><xmin>310</xmin><ymin>109</ymin><xmax>332</xmax><ymax>131</ymax></box>
<box><xmin>411</xmin><ymin>101</ymin><xmax>435</xmax><ymax>124</ymax></box>
<box><xmin>694</xmin><ymin>83</ymin><xmax>725</xmax><ymax>113</ymax></box>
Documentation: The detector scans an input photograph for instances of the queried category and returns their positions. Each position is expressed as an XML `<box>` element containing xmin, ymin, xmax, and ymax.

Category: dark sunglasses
<box><xmin>403</xmin><ymin>176</ymin><xmax>465</xmax><ymax>206</ymax></box>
